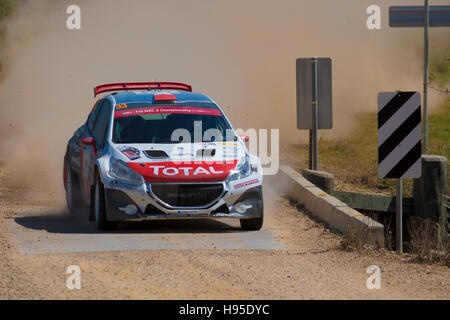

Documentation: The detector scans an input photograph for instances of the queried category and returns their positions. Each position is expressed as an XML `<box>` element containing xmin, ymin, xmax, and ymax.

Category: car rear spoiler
<box><xmin>94</xmin><ymin>82</ymin><xmax>192</xmax><ymax>97</ymax></box>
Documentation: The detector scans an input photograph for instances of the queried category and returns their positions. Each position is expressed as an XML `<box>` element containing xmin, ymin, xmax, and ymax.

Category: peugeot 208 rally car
<box><xmin>64</xmin><ymin>82</ymin><xmax>263</xmax><ymax>230</ymax></box>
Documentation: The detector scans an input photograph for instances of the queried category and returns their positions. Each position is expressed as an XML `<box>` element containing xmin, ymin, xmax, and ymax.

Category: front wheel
<box><xmin>240</xmin><ymin>205</ymin><xmax>264</xmax><ymax>231</ymax></box>
<box><xmin>93</xmin><ymin>177</ymin><xmax>117</xmax><ymax>231</ymax></box>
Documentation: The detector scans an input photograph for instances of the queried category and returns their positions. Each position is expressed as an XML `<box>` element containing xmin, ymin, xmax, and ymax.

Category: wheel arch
<box><xmin>89</xmin><ymin>164</ymin><xmax>101</xmax><ymax>221</ymax></box>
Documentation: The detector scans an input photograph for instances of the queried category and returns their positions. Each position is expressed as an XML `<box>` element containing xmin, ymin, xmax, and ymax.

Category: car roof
<box><xmin>108</xmin><ymin>90</ymin><xmax>215</xmax><ymax>105</ymax></box>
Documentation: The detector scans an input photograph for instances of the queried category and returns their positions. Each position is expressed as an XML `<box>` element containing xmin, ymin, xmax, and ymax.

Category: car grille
<box><xmin>149</xmin><ymin>184</ymin><xmax>224</xmax><ymax>208</ymax></box>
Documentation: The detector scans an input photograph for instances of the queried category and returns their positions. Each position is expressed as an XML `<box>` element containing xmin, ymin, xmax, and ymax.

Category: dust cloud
<box><xmin>0</xmin><ymin>0</ymin><xmax>448</xmax><ymax>203</ymax></box>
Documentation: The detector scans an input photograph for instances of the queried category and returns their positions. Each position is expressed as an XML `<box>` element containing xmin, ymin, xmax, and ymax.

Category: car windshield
<box><xmin>112</xmin><ymin>103</ymin><xmax>235</xmax><ymax>144</ymax></box>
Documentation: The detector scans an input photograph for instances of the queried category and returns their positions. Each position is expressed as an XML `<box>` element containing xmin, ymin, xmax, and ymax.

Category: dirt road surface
<box><xmin>0</xmin><ymin>170</ymin><xmax>449</xmax><ymax>300</ymax></box>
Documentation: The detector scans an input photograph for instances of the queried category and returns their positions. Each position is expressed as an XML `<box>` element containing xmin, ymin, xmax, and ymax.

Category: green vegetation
<box><xmin>286</xmin><ymin>97</ymin><xmax>450</xmax><ymax>197</ymax></box>
<box><xmin>0</xmin><ymin>0</ymin><xmax>19</xmax><ymax>76</ymax></box>
<box><xmin>0</xmin><ymin>0</ymin><xmax>18</xmax><ymax>25</ymax></box>
<box><xmin>429</xmin><ymin>98</ymin><xmax>450</xmax><ymax>167</ymax></box>
<box><xmin>430</xmin><ymin>45</ymin><xmax>450</xmax><ymax>89</ymax></box>
<box><xmin>286</xmin><ymin>113</ymin><xmax>398</xmax><ymax>195</ymax></box>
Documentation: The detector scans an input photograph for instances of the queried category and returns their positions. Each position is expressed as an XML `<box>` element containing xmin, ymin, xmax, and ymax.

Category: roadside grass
<box><xmin>407</xmin><ymin>216</ymin><xmax>449</xmax><ymax>266</ymax></box>
<box><xmin>430</xmin><ymin>45</ymin><xmax>450</xmax><ymax>88</ymax></box>
<box><xmin>284</xmin><ymin>99</ymin><xmax>449</xmax><ymax>262</ymax></box>
<box><xmin>284</xmin><ymin>97</ymin><xmax>450</xmax><ymax>197</ymax></box>
<box><xmin>428</xmin><ymin>98</ymin><xmax>450</xmax><ymax>176</ymax></box>
<box><xmin>0</xmin><ymin>0</ymin><xmax>19</xmax><ymax>76</ymax></box>
<box><xmin>283</xmin><ymin>47</ymin><xmax>449</xmax><ymax>261</ymax></box>
<box><xmin>0</xmin><ymin>0</ymin><xmax>16</xmax><ymax>20</ymax></box>
<box><xmin>0</xmin><ymin>0</ymin><xmax>19</xmax><ymax>30</ymax></box>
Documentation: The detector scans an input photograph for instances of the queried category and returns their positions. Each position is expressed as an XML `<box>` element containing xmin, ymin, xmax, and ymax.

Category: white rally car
<box><xmin>64</xmin><ymin>82</ymin><xmax>263</xmax><ymax>230</ymax></box>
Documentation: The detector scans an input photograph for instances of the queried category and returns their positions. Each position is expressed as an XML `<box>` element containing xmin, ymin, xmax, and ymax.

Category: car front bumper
<box><xmin>102</xmin><ymin>177</ymin><xmax>263</xmax><ymax>221</ymax></box>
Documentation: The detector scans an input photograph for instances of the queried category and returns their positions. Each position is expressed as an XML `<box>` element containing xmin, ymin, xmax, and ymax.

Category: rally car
<box><xmin>64</xmin><ymin>82</ymin><xmax>264</xmax><ymax>230</ymax></box>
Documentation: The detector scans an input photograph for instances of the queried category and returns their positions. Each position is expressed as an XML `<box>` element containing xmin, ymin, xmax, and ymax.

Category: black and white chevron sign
<box><xmin>378</xmin><ymin>91</ymin><xmax>422</xmax><ymax>179</ymax></box>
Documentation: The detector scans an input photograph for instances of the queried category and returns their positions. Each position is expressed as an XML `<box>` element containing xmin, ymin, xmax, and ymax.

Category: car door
<box><xmin>69</xmin><ymin>100</ymin><xmax>102</xmax><ymax>176</ymax></box>
<box><xmin>80</xmin><ymin>100</ymin><xmax>112</xmax><ymax>201</ymax></box>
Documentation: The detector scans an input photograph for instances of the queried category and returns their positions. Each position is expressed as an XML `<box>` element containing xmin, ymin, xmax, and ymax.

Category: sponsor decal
<box><xmin>148</xmin><ymin>166</ymin><xmax>223</xmax><ymax>176</ymax></box>
<box><xmin>219</xmin><ymin>142</ymin><xmax>238</xmax><ymax>146</ymax></box>
<box><xmin>233</xmin><ymin>178</ymin><xmax>259</xmax><ymax>190</ymax></box>
<box><xmin>115</xmin><ymin>103</ymin><xmax>128</xmax><ymax>110</ymax></box>
<box><xmin>128</xmin><ymin>160</ymin><xmax>238</xmax><ymax>183</ymax></box>
<box><xmin>114</xmin><ymin>107</ymin><xmax>222</xmax><ymax>118</ymax></box>
<box><xmin>197</xmin><ymin>142</ymin><xmax>217</xmax><ymax>147</ymax></box>
<box><xmin>118</xmin><ymin>146</ymin><xmax>141</xmax><ymax>160</ymax></box>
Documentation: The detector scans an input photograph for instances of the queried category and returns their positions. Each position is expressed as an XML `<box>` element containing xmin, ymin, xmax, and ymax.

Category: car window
<box><xmin>112</xmin><ymin>103</ymin><xmax>233</xmax><ymax>144</ymax></box>
<box><xmin>92</xmin><ymin>101</ymin><xmax>112</xmax><ymax>145</ymax></box>
<box><xmin>87</xmin><ymin>100</ymin><xmax>103</xmax><ymax>132</ymax></box>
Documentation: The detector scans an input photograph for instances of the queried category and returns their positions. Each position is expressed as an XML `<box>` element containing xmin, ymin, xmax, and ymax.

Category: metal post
<box><xmin>423</xmin><ymin>0</ymin><xmax>429</xmax><ymax>154</ymax></box>
<box><xmin>396</xmin><ymin>178</ymin><xmax>403</xmax><ymax>253</ymax></box>
<box><xmin>312</xmin><ymin>57</ymin><xmax>319</xmax><ymax>171</ymax></box>
<box><xmin>309</xmin><ymin>130</ymin><xmax>313</xmax><ymax>170</ymax></box>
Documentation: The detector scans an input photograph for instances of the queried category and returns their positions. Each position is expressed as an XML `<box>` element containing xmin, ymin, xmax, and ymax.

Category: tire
<box><xmin>93</xmin><ymin>177</ymin><xmax>117</xmax><ymax>231</ymax></box>
<box><xmin>240</xmin><ymin>201</ymin><xmax>264</xmax><ymax>231</ymax></box>
<box><xmin>65</xmin><ymin>167</ymin><xmax>82</xmax><ymax>218</ymax></box>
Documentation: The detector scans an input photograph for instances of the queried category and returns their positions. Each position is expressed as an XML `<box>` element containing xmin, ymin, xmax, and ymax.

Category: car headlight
<box><xmin>226</xmin><ymin>155</ymin><xmax>252</xmax><ymax>183</ymax></box>
<box><xmin>109</xmin><ymin>157</ymin><xmax>144</xmax><ymax>186</ymax></box>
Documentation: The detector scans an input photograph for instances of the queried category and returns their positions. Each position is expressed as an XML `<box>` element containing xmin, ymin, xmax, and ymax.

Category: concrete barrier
<box><xmin>412</xmin><ymin>155</ymin><xmax>448</xmax><ymax>250</ymax></box>
<box><xmin>413</xmin><ymin>155</ymin><xmax>448</xmax><ymax>224</ymax></box>
<box><xmin>302</xmin><ymin>169</ymin><xmax>334</xmax><ymax>194</ymax></box>
<box><xmin>273</xmin><ymin>166</ymin><xmax>385</xmax><ymax>247</ymax></box>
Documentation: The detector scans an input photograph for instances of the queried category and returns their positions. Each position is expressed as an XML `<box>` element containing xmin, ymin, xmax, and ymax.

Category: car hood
<box><xmin>112</xmin><ymin>142</ymin><xmax>246</xmax><ymax>183</ymax></box>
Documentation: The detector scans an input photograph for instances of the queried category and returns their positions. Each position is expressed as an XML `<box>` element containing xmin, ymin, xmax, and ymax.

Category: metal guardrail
<box><xmin>333</xmin><ymin>190</ymin><xmax>413</xmax><ymax>214</ymax></box>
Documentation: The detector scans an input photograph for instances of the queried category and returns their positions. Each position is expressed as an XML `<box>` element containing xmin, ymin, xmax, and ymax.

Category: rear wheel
<box><xmin>65</xmin><ymin>167</ymin><xmax>81</xmax><ymax>218</ymax></box>
<box><xmin>93</xmin><ymin>177</ymin><xmax>117</xmax><ymax>231</ymax></box>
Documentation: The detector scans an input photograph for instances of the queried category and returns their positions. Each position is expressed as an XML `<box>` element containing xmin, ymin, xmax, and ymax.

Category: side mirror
<box><xmin>239</xmin><ymin>134</ymin><xmax>249</xmax><ymax>143</ymax></box>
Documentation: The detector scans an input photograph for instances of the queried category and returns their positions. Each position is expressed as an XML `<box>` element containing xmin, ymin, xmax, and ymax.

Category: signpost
<box><xmin>296</xmin><ymin>58</ymin><xmax>332</xmax><ymax>170</ymax></box>
<box><xmin>389</xmin><ymin>5</ymin><xmax>450</xmax><ymax>27</ymax></box>
<box><xmin>389</xmin><ymin>4</ymin><xmax>450</xmax><ymax>154</ymax></box>
<box><xmin>378</xmin><ymin>91</ymin><xmax>422</xmax><ymax>253</ymax></box>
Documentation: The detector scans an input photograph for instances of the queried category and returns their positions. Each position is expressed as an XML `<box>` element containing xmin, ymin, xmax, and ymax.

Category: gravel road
<box><xmin>0</xmin><ymin>172</ymin><xmax>449</xmax><ymax>300</ymax></box>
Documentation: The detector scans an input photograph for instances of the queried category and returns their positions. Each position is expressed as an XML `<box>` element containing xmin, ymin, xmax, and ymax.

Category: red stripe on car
<box><xmin>115</xmin><ymin>107</ymin><xmax>222</xmax><ymax>118</ymax></box>
<box><xmin>128</xmin><ymin>160</ymin><xmax>238</xmax><ymax>183</ymax></box>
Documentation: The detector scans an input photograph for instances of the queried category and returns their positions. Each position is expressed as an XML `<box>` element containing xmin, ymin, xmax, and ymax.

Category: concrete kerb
<box><xmin>275</xmin><ymin>166</ymin><xmax>385</xmax><ymax>247</ymax></box>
